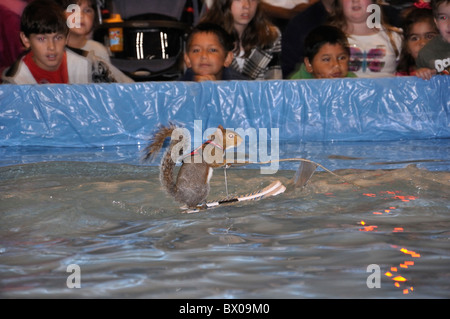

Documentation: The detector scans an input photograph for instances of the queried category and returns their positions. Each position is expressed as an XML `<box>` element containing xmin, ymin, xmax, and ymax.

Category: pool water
<box><xmin>1</xmin><ymin>160</ymin><xmax>449</xmax><ymax>298</ymax></box>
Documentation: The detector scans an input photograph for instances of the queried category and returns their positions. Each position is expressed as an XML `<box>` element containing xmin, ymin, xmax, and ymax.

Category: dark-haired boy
<box><xmin>289</xmin><ymin>25</ymin><xmax>357</xmax><ymax>79</ymax></box>
<box><xmin>180</xmin><ymin>23</ymin><xmax>248</xmax><ymax>81</ymax></box>
<box><xmin>2</xmin><ymin>0</ymin><xmax>132</xmax><ymax>84</ymax></box>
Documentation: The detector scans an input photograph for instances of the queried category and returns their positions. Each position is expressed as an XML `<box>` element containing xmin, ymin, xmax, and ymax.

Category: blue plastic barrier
<box><xmin>0</xmin><ymin>76</ymin><xmax>449</xmax><ymax>148</ymax></box>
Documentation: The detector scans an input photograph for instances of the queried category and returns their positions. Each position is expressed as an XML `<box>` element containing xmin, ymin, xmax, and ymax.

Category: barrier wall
<box><xmin>0</xmin><ymin>76</ymin><xmax>449</xmax><ymax>148</ymax></box>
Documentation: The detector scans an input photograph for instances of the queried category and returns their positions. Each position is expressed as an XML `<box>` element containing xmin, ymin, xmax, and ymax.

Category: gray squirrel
<box><xmin>144</xmin><ymin>124</ymin><xmax>243</xmax><ymax>208</ymax></box>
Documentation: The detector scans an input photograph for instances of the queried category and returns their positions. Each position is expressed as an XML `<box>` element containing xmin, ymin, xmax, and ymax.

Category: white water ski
<box><xmin>182</xmin><ymin>180</ymin><xmax>286</xmax><ymax>214</ymax></box>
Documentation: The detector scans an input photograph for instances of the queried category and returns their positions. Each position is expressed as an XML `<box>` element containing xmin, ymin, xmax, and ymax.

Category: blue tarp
<box><xmin>0</xmin><ymin>76</ymin><xmax>449</xmax><ymax>148</ymax></box>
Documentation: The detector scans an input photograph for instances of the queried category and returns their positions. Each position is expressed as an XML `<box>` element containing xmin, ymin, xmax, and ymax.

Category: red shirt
<box><xmin>23</xmin><ymin>51</ymin><xmax>69</xmax><ymax>84</ymax></box>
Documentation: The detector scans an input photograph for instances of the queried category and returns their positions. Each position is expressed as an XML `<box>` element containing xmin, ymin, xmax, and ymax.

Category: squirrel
<box><xmin>144</xmin><ymin>124</ymin><xmax>243</xmax><ymax>208</ymax></box>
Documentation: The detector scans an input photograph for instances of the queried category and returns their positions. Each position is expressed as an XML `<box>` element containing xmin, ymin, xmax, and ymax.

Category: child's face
<box><xmin>304</xmin><ymin>43</ymin><xmax>350</xmax><ymax>79</ymax></box>
<box><xmin>341</xmin><ymin>0</ymin><xmax>373</xmax><ymax>24</ymax></box>
<box><xmin>184</xmin><ymin>32</ymin><xmax>233</xmax><ymax>79</ymax></box>
<box><xmin>231</xmin><ymin>0</ymin><xmax>258</xmax><ymax>30</ymax></box>
<box><xmin>20</xmin><ymin>32</ymin><xmax>67</xmax><ymax>71</ymax></box>
<box><xmin>407</xmin><ymin>21</ymin><xmax>438</xmax><ymax>59</ymax></box>
<box><xmin>435</xmin><ymin>2</ymin><xmax>450</xmax><ymax>43</ymax></box>
<box><xmin>65</xmin><ymin>0</ymin><xmax>95</xmax><ymax>36</ymax></box>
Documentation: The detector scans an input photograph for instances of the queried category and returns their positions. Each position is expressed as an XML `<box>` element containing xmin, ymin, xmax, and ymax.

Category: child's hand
<box><xmin>194</xmin><ymin>74</ymin><xmax>217</xmax><ymax>82</ymax></box>
<box><xmin>415</xmin><ymin>68</ymin><xmax>436</xmax><ymax>80</ymax></box>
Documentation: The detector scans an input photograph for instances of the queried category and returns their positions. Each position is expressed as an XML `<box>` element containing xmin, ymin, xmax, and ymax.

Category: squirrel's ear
<box><xmin>208</xmin><ymin>126</ymin><xmax>223</xmax><ymax>142</ymax></box>
<box><xmin>218</xmin><ymin>124</ymin><xmax>224</xmax><ymax>131</ymax></box>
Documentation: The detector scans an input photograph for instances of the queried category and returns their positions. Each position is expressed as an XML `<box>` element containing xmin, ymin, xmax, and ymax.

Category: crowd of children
<box><xmin>1</xmin><ymin>0</ymin><xmax>132</xmax><ymax>83</ymax></box>
<box><xmin>1</xmin><ymin>0</ymin><xmax>449</xmax><ymax>84</ymax></box>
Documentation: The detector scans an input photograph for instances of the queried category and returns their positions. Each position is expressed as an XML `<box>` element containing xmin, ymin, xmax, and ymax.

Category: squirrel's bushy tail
<box><xmin>143</xmin><ymin>124</ymin><xmax>180</xmax><ymax>198</ymax></box>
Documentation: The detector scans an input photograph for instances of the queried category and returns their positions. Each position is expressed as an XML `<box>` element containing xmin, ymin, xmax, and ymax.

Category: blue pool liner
<box><xmin>0</xmin><ymin>76</ymin><xmax>449</xmax><ymax>170</ymax></box>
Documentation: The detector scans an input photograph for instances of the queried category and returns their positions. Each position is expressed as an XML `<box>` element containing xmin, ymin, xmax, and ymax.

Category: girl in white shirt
<box><xmin>328</xmin><ymin>0</ymin><xmax>402</xmax><ymax>77</ymax></box>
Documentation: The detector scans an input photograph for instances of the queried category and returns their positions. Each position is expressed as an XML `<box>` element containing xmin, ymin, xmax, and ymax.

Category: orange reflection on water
<box><xmin>384</xmin><ymin>246</ymin><xmax>421</xmax><ymax>294</ymax></box>
<box><xmin>358</xmin><ymin>220</ymin><xmax>378</xmax><ymax>232</ymax></box>
<box><xmin>359</xmin><ymin>189</ymin><xmax>421</xmax><ymax>295</ymax></box>
<box><xmin>362</xmin><ymin>190</ymin><xmax>418</xmax><ymax>203</ymax></box>
<box><xmin>361</xmin><ymin>225</ymin><xmax>377</xmax><ymax>232</ymax></box>
<box><xmin>400</xmin><ymin>261</ymin><xmax>415</xmax><ymax>269</ymax></box>
<box><xmin>393</xmin><ymin>195</ymin><xmax>418</xmax><ymax>202</ymax></box>
<box><xmin>400</xmin><ymin>248</ymin><xmax>421</xmax><ymax>258</ymax></box>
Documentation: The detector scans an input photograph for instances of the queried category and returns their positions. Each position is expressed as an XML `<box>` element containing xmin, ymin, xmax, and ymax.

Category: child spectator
<box><xmin>2</xmin><ymin>0</ymin><xmax>132</xmax><ymax>84</ymax></box>
<box><xmin>289</xmin><ymin>25</ymin><xmax>357</xmax><ymax>78</ymax></box>
<box><xmin>328</xmin><ymin>0</ymin><xmax>402</xmax><ymax>78</ymax></box>
<box><xmin>416</xmin><ymin>0</ymin><xmax>450</xmax><ymax>79</ymax></box>
<box><xmin>396</xmin><ymin>1</ymin><xmax>439</xmax><ymax>76</ymax></box>
<box><xmin>55</xmin><ymin>0</ymin><xmax>111</xmax><ymax>62</ymax></box>
<box><xmin>180</xmin><ymin>23</ymin><xmax>249</xmax><ymax>81</ymax></box>
<box><xmin>200</xmin><ymin>0</ymin><xmax>282</xmax><ymax>80</ymax></box>
<box><xmin>282</xmin><ymin>0</ymin><xmax>335</xmax><ymax>78</ymax></box>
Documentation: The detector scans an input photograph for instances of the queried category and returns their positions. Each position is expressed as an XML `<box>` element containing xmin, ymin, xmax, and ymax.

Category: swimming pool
<box><xmin>0</xmin><ymin>78</ymin><xmax>449</xmax><ymax>298</ymax></box>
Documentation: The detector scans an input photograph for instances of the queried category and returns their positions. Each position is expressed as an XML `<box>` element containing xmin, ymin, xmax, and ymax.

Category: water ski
<box><xmin>182</xmin><ymin>180</ymin><xmax>286</xmax><ymax>214</ymax></box>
